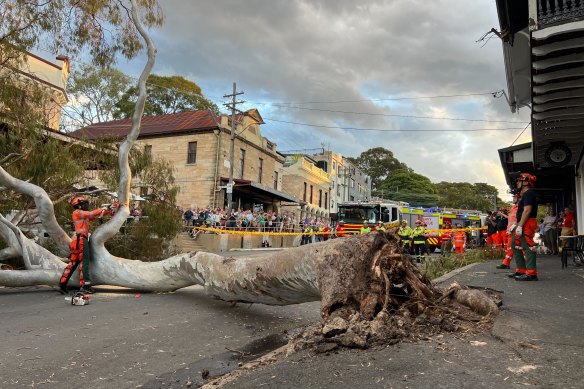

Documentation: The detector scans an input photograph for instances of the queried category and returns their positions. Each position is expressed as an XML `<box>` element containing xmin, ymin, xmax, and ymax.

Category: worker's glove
<box><xmin>515</xmin><ymin>225</ymin><xmax>523</xmax><ymax>236</ymax></box>
<box><xmin>507</xmin><ymin>223</ymin><xmax>517</xmax><ymax>235</ymax></box>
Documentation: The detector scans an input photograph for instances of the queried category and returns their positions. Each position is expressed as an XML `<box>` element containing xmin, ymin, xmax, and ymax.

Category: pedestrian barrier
<box><xmin>185</xmin><ymin>225</ymin><xmax>487</xmax><ymax>236</ymax></box>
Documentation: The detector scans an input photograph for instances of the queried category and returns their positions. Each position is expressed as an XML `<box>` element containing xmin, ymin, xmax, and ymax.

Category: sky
<box><xmin>102</xmin><ymin>1</ymin><xmax>533</xmax><ymax>199</ymax></box>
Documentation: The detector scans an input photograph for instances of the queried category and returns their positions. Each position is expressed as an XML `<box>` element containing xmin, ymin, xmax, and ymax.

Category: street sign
<box><xmin>226</xmin><ymin>183</ymin><xmax>233</xmax><ymax>194</ymax></box>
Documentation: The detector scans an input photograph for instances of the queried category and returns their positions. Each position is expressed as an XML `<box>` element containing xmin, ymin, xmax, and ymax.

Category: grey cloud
<box><xmin>146</xmin><ymin>0</ymin><xmax>523</xmax><ymax>194</ymax></box>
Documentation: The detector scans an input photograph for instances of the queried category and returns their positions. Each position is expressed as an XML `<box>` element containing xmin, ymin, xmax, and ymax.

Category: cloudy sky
<box><xmin>117</xmin><ymin>0</ymin><xmax>532</xmax><ymax>199</ymax></box>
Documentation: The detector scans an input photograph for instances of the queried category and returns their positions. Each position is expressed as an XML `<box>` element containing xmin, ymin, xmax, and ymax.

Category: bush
<box><xmin>423</xmin><ymin>247</ymin><xmax>504</xmax><ymax>280</ymax></box>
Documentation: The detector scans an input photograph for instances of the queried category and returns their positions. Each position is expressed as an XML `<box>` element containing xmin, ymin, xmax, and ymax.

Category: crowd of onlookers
<box><xmin>484</xmin><ymin>205</ymin><xmax>576</xmax><ymax>255</ymax></box>
<box><xmin>176</xmin><ymin>206</ymin><xmax>331</xmax><ymax>235</ymax></box>
<box><xmin>539</xmin><ymin>206</ymin><xmax>576</xmax><ymax>255</ymax></box>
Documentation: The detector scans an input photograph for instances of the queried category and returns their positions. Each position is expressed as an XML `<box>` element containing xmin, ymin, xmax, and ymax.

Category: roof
<box><xmin>69</xmin><ymin>110</ymin><xmax>221</xmax><ymax>140</ymax></box>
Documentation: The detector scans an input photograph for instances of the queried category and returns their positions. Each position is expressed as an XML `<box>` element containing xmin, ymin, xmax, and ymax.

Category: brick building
<box><xmin>70</xmin><ymin>109</ymin><xmax>297</xmax><ymax>211</ymax></box>
<box><xmin>281</xmin><ymin>154</ymin><xmax>331</xmax><ymax>222</ymax></box>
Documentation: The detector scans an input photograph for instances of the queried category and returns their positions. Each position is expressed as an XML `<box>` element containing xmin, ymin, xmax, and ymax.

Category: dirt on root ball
<box><xmin>289</xmin><ymin>230</ymin><xmax>501</xmax><ymax>354</ymax></box>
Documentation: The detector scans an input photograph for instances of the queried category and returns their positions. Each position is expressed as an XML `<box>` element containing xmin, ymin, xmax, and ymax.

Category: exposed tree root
<box><xmin>288</xmin><ymin>229</ymin><xmax>501</xmax><ymax>352</ymax></box>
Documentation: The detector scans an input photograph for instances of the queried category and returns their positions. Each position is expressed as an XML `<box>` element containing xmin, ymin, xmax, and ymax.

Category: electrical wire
<box><xmin>510</xmin><ymin>122</ymin><xmax>532</xmax><ymax>146</ymax></box>
<box><xmin>265</xmin><ymin>118</ymin><xmax>525</xmax><ymax>132</ymax></box>
<box><xmin>251</xmin><ymin>92</ymin><xmax>498</xmax><ymax>105</ymax></box>
<box><xmin>269</xmin><ymin>104</ymin><xmax>528</xmax><ymax>124</ymax></box>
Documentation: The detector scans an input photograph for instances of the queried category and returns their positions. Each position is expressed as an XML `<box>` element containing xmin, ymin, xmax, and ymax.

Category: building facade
<box><xmin>0</xmin><ymin>51</ymin><xmax>69</xmax><ymax>131</ymax></box>
<box><xmin>72</xmin><ymin>109</ymin><xmax>297</xmax><ymax>212</ymax></box>
<box><xmin>311</xmin><ymin>151</ymin><xmax>372</xmax><ymax>216</ymax></box>
<box><xmin>281</xmin><ymin>154</ymin><xmax>331</xmax><ymax>222</ymax></box>
<box><xmin>494</xmin><ymin>0</ymin><xmax>584</xmax><ymax>228</ymax></box>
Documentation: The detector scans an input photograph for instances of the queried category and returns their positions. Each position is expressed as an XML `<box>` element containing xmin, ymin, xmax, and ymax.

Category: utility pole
<box><xmin>223</xmin><ymin>82</ymin><xmax>244</xmax><ymax>217</ymax></box>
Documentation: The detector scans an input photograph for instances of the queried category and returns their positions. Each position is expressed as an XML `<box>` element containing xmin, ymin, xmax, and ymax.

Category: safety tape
<box><xmin>185</xmin><ymin>225</ymin><xmax>487</xmax><ymax>236</ymax></box>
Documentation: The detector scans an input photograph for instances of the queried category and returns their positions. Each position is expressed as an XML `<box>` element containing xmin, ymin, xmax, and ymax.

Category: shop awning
<box><xmin>220</xmin><ymin>177</ymin><xmax>299</xmax><ymax>203</ymax></box>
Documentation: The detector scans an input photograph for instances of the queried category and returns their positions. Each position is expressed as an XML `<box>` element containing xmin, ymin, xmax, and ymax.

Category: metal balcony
<box><xmin>538</xmin><ymin>0</ymin><xmax>584</xmax><ymax>26</ymax></box>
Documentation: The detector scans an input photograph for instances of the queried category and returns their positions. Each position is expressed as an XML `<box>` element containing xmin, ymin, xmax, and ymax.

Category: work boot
<box><xmin>507</xmin><ymin>272</ymin><xmax>523</xmax><ymax>278</ymax></box>
<box><xmin>515</xmin><ymin>274</ymin><xmax>538</xmax><ymax>281</ymax></box>
<box><xmin>58</xmin><ymin>283</ymin><xmax>69</xmax><ymax>295</ymax></box>
<box><xmin>80</xmin><ymin>285</ymin><xmax>96</xmax><ymax>294</ymax></box>
<box><xmin>496</xmin><ymin>264</ymin><xmax>510</xmax><ymax>269</ymax></box>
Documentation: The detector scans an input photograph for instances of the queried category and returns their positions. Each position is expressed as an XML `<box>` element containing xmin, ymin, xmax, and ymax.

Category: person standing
<box><xmin>543</xmin><ymin>208</ymin><xmax>558</xmax><ymax>255</ymax></box>
<box><xmin>398</xmin><ymin>220</ymin><xmax>413</xmax><ymax>253</ymax></box>
<box><xmin>452</xmin><ymin>223</ymin><xmax>467</xmax><ymax>254</ymax></box>
<box><xmin>335</xmin><ymin>221</ymin><xmax>347</xmax><ymax>238</ymax></box>
<box><xmin>183</xmin><ymin>208</ymin><xmax>194</xmax><ymax>228</ymax></box>
<box><xmin>411</xmin><ymin>220</ymin><xmax>427</xmax><ymax>263</ymax></box>
<box><xmin>560</xmin><ymin>207</ymin><xmax>576</xmax><ymax>252</ymax></box>
<box><xmin>497</xmin><ymin>194</ymin><xmax>520</xmax><ymax>269</ymax></box>
<box><xmin>439</xmin><ymin>221</ymin><xmax>453</xmax><ymax>256</ymax></box>
<box><xmin>360</xmin><ymin>221</ymin><xmax>372</xmax><ymax>234</ymax></box>
<box><xmin>494</xmin><ymin>208</ymin><xmax>508</xmax><ymax>249</ymax></box>
<box><xmin>59</xmin><ymin>197</ymin><xmax>109</xmax><ymax>294</ymax></box>
<box><xmin>486</xmin><ymin>212</ymin><xmax>497</xmax><ymax>247</ymax></box>
<box><xmin>510</xmin><ymin>173</ymin><xmax>539</xmax><ymax>281</ymax></box>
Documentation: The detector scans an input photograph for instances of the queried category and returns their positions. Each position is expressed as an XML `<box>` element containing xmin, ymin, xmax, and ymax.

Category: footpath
<box><xmin>215</xmin><ymin>254</ymin><xmax>584</xmax><ymax>389</ymax></box>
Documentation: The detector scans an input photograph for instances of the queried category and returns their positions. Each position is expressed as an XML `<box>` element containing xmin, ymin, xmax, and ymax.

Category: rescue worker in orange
<box><xmin>509</xmin><ymin>173</ymin><xmax>539</xmax><ymax>281</ymax></box>
<box><xmin>452</xmin><ymin>223</ymin><xmax>467</xmax><ymax>254</ymax></box>
<box><xmin>335</xmin><ymin>221</ymin><xmax>347</xmax><ymax>238</ymax></box>
<box><xmin>59</xmin><ymin>196</ymin><xmax>109</xmax><ymax>294</ymax></box>
<box><xmin>439</xmin><ymin>221</ymin><xmax>453</xmax><ymax>256</ymax></box>
<box><xmin>496</xmin><ymin>194</ymin><xmax>520</xmax><ymax>269</ymax></box>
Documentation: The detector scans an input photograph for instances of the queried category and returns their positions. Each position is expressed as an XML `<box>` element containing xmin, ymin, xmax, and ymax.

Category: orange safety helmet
<box><xmin>71</xmin><ymin>196</ymin><xmax>87</xmax><ymax>207</ymax></box>
<box><xmin>518</xmin><ymin>172</ymin><xmax>536</xmax><ymax>186</ymax></box>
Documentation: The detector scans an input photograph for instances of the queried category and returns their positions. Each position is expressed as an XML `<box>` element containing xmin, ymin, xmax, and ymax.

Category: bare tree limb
<box><xmin>0</xmin><ymin>247</ymin><xmax>20</xmax><ymax>262</ymax></box>
<box><xmin>0</xmin><ymin>166</ymin><xmax>71</xmax><ymax>254</ymax></box>
<box><xmin>92</xmin><ymin>0</ymin><xmax>157</xmax><ymax>247</ymax></box>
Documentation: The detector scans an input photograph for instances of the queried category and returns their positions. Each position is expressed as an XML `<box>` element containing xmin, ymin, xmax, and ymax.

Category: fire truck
<box><xmin>337</xmin><ymin>200</ymin><xmax>485</xmax><ymax>251</ymax></box>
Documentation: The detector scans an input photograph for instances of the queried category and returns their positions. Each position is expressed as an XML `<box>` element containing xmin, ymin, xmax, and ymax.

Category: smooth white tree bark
<box><xmin>0</xmin><ymin>0</ymin><xmax>321</xmax><ymax>305</ymax></box>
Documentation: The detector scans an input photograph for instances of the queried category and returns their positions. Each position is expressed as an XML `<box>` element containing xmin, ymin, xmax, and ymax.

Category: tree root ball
<box><xmin>291</xmin><ymin>230</ymin><xmax>501</xmax><ymax>352</ymax></box>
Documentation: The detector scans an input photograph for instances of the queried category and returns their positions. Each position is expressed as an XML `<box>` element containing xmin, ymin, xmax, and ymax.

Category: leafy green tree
<box><xmin>1</xmin><ymin>0</ymin><xmax>170</xmax><ymax>261</ymax></box>
<box><xmin>378</xmin><ymin>191</ymin><xmax>442</xmax><ymax>207</ymax></box>
<box><xmin>347</xmin><ymin>147</ymin><xmax>411</xmax><ymax>189</ymax></box>
<box><xmin>378</xmin><ymin>170</ymin><xmax>437</xmax><ymax>195</ymax></box>
<box><xmin>61</xmin><ymin>65</ymin><xmax>132</xmax><ymax>131</ymax></box>
<box><xmin>114</xmin><ymin>74</ymin><xmax>219</xmax><ymax>118</ymax></box>
<box><xmin>435</xmin><ymin>182</ymin><xmax>503</xmax><ymax>211</ymax></box>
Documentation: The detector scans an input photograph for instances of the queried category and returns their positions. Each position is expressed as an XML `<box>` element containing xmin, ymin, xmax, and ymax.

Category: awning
<box><xmin>220</xmin><ymin>177</ymin><xmax>299</xmax><ymax>203</ymax></box>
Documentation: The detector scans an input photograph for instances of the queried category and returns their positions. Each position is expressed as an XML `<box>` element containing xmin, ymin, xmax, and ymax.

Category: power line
<box><xmin>510</xmin><ymin>122</ymin><xmax>532</xmax><ymax>146</ymax></box>
<box><xmin>252</xmin><ymin>92</ymin><xmax>499</xmax><ymax>105</ymax></box>
<box><xmin>265</xmin><ymin>118</ymin><xmax>525</xmax><ymax>132</ymax></box>
<box><xmin>269</xmin><ymin>104</ymin><xmax>528</xmax><ymax>124</ymax></box>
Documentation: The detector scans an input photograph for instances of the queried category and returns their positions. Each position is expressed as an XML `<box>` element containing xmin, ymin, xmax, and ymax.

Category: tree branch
<box><xmin>0</xmin><ymin>166</ymin><xmax>71</xmax><ymax>254</ymax></box>
<box><xmin>92</xmin><ymin>0</ymin><xmax>157</xmax><ymax>247</ymax></box>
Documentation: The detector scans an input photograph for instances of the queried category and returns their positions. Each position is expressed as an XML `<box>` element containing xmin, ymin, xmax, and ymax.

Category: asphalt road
<box><xmin>0</xmin><ymin>283</ymin><xmax>320</xmax><ymax>389</ymax></box>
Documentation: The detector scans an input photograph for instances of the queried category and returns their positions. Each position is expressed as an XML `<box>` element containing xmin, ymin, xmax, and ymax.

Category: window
<box><xmin>303</xmin><ymin>182</ymin><xmax>307</xmax><ymax>201</ymax></box>
<box><xmin>310</xmin><ymin>185</ymin><xmax>313</xmax><ymax>204</ymax></box>
<box><xmin>324</xmin><ymin>192</ymin><xmax>328</xmax><ymax>210</ymax></box>
<box><xmin>187</xmin><ymin>142</ymin><xmax>197</xmax><ymax>164</ymax></box>
<box><xmin>351</xmin><ymin>178</ymin><xmax>355</xmax><ymax>188</ymax></box>
<box><xmin>274</xmin><ymin>171</ymin><xmax>279</xmax><ymax>189</ymax></box>
<box><xmin>318</xmin><ymin>189</ymin><xmax>323</xmax><ymax>207</ymax></box>
<box><xmin>238</xmin><ymin>149</ymin><xmax>245</xmax><ymax>179</ymax></box>
<box><xmin>333</xmin><ymin>161</ymin><xmax>336</xmax><ymax>172</ymax></box>
<box><xmin>258</xmin><ymin>158</ymin><xmax>263</xmax><ymax>183</ymax></box>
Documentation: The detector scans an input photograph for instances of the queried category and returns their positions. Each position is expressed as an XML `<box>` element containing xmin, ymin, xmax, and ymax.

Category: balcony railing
<box><xmin>538</xmin><ymin>0</ymin><xmax>584</xmax><ymax>26</ymax></box>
